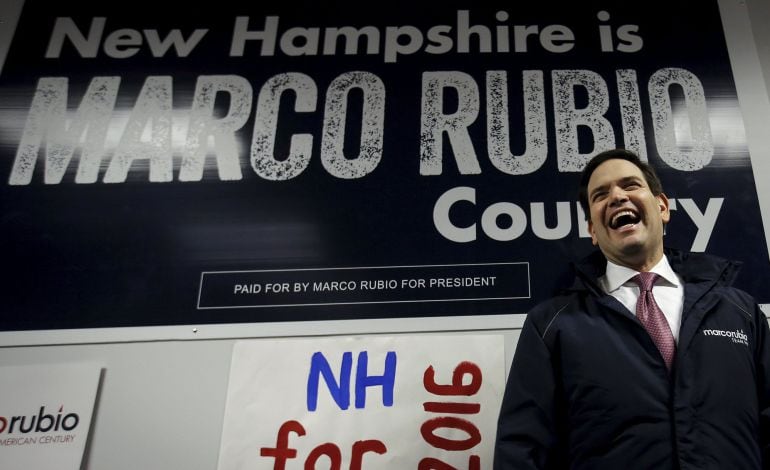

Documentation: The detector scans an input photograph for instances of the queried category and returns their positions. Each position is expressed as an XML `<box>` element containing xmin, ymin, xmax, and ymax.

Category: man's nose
<box><xmin>608</xmin><ymin>186</ymin><xmax>628</xmax><ymax>205</ymax></box>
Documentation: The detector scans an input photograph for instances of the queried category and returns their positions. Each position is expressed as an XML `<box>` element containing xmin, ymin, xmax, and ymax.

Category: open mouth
<box><xmin>609</xmin><ymin>210</ymin><xmax>640</xmax><ymax>229</ymax></box>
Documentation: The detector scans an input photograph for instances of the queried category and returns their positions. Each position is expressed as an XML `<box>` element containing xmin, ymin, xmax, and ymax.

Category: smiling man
<box><xmin>494</xmin><ymin>149</ymin><xmax>770</xmax><ymax>469</ymax></box>
<box><xmin>584</xmin><ymin>156</ymin><xmax>669</xmax><ymax>272</ymax></box>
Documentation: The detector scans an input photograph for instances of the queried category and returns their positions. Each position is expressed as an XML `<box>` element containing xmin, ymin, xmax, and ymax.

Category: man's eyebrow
<box><xmin>589</xmin><ymin>183</ymin><xmax>609</xmax><ymax>198</ymax></box>
<box><xmin>619</xmin><ymin>176</ymin><xmax>644</xmax><ymax>186</ymax></box>
<box><xmin>588</xmin><ymin>176</ymin><xmax>644</xmax><ymax>198</ymax></box>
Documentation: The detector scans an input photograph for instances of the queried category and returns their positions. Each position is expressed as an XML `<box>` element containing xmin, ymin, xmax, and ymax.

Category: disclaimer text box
<box><xmin>197</xmin><ymin>262</ymin><xmax>530</xmax><ymax>309</ymax></box>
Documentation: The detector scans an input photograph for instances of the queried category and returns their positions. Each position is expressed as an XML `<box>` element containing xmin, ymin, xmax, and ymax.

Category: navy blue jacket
<box><xmin>494</xmin><ymin>249</ymin><xmax>770</xmax><ymax>469</ymax></box>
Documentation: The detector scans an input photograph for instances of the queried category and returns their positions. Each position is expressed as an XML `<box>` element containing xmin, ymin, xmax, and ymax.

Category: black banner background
<box><xmin>0</xmin><ymin>0</ymin><xmax>766</xmax><ymax>330</ymax></box>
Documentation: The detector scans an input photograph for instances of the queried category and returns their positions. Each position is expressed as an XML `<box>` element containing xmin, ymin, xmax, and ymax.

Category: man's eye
<box><xmin>624</xmin><ymin>183</ymin><xmax>641</xmax><ymax>190</ymax></box>
<box><xmin>592</xmin><ymin>192</ymin><xmax>607</xmax><ymax>202</ymax></box>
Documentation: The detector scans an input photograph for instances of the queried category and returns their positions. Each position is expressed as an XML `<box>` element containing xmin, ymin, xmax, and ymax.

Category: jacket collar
<box><xmin>568</xmin><ymin>247</ymin><xmax>743</xmax><ymax>355</ymax></box>
<box><xmin>569</xmin><ymin>247</ymin><xmax>741</xmax><ymax>294</ymax></box>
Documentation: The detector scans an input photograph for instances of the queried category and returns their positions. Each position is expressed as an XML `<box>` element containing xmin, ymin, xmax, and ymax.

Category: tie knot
<box><xmin>633</xmin><ymin>272</ymin><xmax>659</xmax><ymax>292</ymax></box>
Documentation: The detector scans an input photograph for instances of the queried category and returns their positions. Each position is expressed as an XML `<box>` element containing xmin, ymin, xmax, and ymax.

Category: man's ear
<box><xmin>588</xmin><ymin>219</ymin><xmax>598</xmax><ymax>246</ymax></box>
<box><xmin>657</xmin><ymin>193</ymin><xmax>670</xmax><ymax>224</ymax></box>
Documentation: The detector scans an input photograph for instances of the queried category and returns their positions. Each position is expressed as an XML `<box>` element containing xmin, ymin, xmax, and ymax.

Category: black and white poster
<box><xmin>0</xmin><ymin>0</ymin><xmax>766</xmax><ymax>331</ymax></box>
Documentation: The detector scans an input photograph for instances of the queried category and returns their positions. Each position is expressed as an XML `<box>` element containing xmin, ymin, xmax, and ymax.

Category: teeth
<box><xmin>611</xmin><ymin>210</ymin><xmax>637</xmax><ymax>228</ymax></box>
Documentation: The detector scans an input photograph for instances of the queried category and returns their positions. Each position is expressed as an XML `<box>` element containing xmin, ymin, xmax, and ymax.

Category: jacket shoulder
<box><xmin>712</xmin><ymin>285</ymin><xmax>761</xmax><ymax>319</ymax></box>
<box><xmin>526</xmin><ymin>293</ymin><xmax>582</xmax><ymax>338</ymax></box>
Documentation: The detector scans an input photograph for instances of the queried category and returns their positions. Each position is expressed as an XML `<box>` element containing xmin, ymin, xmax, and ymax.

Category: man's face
<box><xmin>586</xmin><ymin>159</ymin><xmax>670</xmax><ymax>270</ymax></box>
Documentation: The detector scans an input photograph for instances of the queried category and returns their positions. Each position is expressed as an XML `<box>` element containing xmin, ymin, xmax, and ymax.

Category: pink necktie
<box><xmin>632</xmin><ymin>273</ymin><xmax>676</xmax><ymax>371</ymax></box>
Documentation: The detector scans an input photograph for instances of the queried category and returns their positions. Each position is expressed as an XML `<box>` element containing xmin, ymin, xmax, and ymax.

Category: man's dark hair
<box><xmin>578</xmin><ymin>149</ymin><xmax>664</xmax><ymax>220</ymax></box>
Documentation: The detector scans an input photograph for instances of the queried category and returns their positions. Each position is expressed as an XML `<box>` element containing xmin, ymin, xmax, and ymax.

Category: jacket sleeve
<box><xmin>755</xmin><ymin>304</ymin><xmax>770</xmax><ymax>468</ymax></box>
<box><xmin>494</xmin><ymin>313</ymin><xmax>566</xmax><ymax>469</ymax></box>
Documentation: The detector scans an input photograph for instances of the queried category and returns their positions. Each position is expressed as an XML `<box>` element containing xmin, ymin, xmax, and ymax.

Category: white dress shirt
<box><xmin>598</xmin><ymin>256</ymin><xmax>685</xmax><ymax>342</ymax></box>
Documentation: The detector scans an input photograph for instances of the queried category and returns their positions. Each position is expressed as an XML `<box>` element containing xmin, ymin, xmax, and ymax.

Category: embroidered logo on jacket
<box><xmin>702</xmin><ymin>328</ymin><xmax>749</xmax><ymax>346</ymax></box>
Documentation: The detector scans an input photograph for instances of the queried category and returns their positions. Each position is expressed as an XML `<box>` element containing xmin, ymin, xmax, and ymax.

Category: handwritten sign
<box><xmin>217</xmin><ymin>335</ymin><xmax>504</xmax><ymax>469</ymax></box>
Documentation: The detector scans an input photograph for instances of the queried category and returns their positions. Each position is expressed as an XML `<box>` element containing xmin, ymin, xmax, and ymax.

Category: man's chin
<box><xmin>600</xmin><ymin>240</ymin><xmax>647</xmax><ymax>266</ymax></box>
<box><xmin>618</xmin><ymin>241</ymin><xmax>645</xmax><ymax>255</ymax></box>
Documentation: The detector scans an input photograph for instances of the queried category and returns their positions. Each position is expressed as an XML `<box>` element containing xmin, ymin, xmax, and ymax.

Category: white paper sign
<box><xmin>0</xmin><ymin>363</ymin><xmax>102</xmax><ymax>470</ymax></box>
<box><xmin>217</xmin><ymin>335</ymin><xmax>505</xmax><ymax>469</ymax></box>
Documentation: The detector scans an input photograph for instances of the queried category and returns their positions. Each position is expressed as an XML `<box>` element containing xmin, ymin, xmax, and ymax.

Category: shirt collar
<box><xmin>604</xmin><ymin>255</ymin><xmax>681</xmax><ymax>293</ymax></box>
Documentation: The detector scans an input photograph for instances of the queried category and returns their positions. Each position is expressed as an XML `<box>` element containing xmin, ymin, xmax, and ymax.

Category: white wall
<box><xmin>0</xmin><ymin>1</ymin><xmax>768</xmax><ymax>469</ymax></box>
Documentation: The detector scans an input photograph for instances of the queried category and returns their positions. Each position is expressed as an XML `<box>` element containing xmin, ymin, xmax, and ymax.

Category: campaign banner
<box><xmin>0</xmin><ymin>0</ymin><xmax>767</xmax><ymax>331</ymax></box>
<box><xmin>217</xmin><ymin>335</ymin><xmax>504</xmax><ymax>469</ymax></box>
<box><xmin>0</xmin><ymin>363</ymin><xmax>101</xmax><ymax>470</ymax></box>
